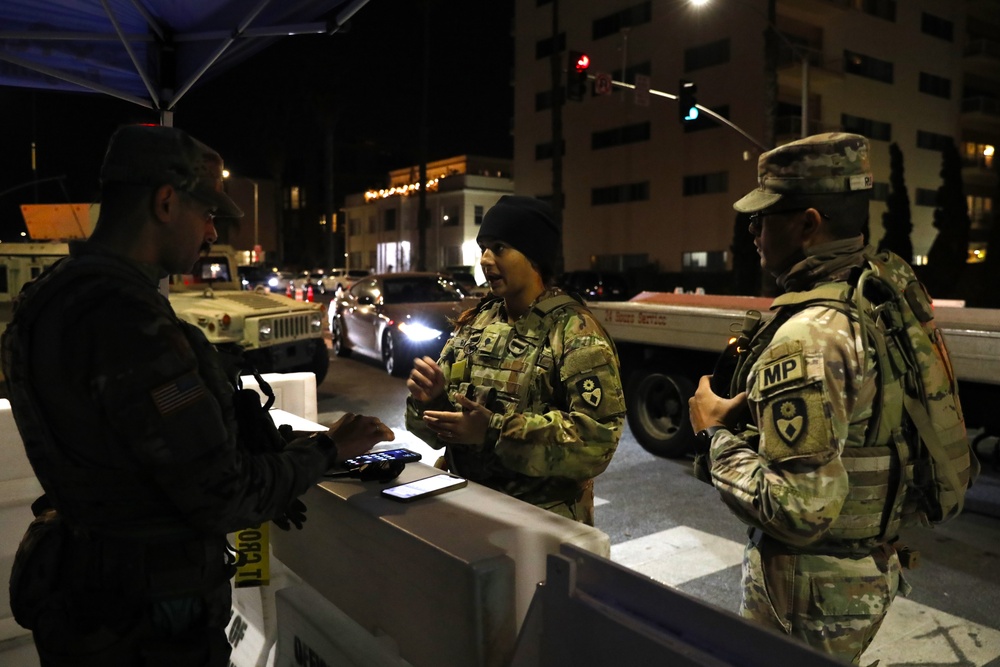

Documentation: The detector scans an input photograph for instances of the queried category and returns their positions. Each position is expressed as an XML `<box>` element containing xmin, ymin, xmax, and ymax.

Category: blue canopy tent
<box><xmin>0</xmin><ymin>0</ymin><xmax>370</xmax><ymax>124</ymax></box>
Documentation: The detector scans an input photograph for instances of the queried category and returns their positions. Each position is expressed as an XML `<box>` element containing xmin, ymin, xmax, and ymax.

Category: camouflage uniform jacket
<box><xmin>405</xmin><ymin>288</ymin><xmax>625</xmax><ymax>519</ymax></box>
<box><xmin>710</xmin><ymin>237</ymin><xmax>881</xmax><ymax>549</ymax></box>
<box><xmin>2</xmin><ymin>241</ymin><xmax>333</xmax><ymax>542</ymax></box>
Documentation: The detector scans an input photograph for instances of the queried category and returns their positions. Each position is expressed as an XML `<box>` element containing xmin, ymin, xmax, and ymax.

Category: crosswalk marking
<box><xmin>610</xmin><ymin>527</ymin><xmax>1000</xmax><ymax>666</ymax></box>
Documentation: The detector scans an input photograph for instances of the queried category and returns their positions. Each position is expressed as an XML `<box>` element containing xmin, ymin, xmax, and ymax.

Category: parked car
<box><xmin>558</xmin><ymin>270</ymin><xmax>632</xmax><ymax>301</ymax></box>
<box><xmin>444</xmin><ymin>266</ymin><xmax>489</xmax><ymax>298</ymax></box>
<box><xmin>329</xmin><ymin>272</ymin><xmax>477</xmax><ymax>376</ymax></box>
<box><xmin>264</xmin><ymin>270</ymin><xmax>296</xmax><ymax>294</ymax></box>
<box><xmin>293</xmin><ymin>269</ymin><xmax>328</xmax><ymax>298</ymax></box>
<box><xmin>324</xmin><ymin>268</ymin><xmax>371</xmax><ymax>294</ymax></box>
<box><xmin>238</xmin><ymin>265</ymin><xmax>269</xmax><ymax>291</ymax></box>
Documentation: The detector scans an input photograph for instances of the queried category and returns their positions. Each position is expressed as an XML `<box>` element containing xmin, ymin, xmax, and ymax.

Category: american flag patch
<box><xmin>151</xmin><ymin>373</ymin><xmax>207</xmax><ymax>416</ymax></box>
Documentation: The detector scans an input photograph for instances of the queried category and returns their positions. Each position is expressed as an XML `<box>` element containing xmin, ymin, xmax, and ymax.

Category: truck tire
<box><xmin>626</xmin><ymin>371</ymin><xmax>696</xmax><ymax>458</ymax></box>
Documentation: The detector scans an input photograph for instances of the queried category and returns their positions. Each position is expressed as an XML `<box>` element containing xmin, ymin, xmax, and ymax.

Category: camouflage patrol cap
<box><xmin>733</xmin><ymin>132</ymin><xmax>873</xmax><ymax>213</ymax></box>
<box><xmin>100</xmin><ymin>125</ymin><xmax>243</xmax><ymax>218</ymax></box>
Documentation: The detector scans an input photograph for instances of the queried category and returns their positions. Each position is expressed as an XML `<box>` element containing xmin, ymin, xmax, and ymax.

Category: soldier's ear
<box><xmin>152</xmin><ymin>184</ymin><xmax>178</xmax><ymax>223</ymax></box>
<box><xmin>801</xmin><ymin>208</ymin><xmax>824</xmax><ymax>237</ymax></box>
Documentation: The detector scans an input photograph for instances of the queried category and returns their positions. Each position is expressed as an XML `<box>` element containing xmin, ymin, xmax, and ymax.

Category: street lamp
<box><xmin>222</xmin><ymin>169</ymin><xmax>260</xmax><ymax>262</ymax></box>
<box><xmin>690</xmin><ymin>0</ymin><xmax>810</xmax><ymax>140</ymax></box>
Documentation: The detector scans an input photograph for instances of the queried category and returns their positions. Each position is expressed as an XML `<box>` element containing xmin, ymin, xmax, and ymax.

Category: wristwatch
<box><xmin>696</xmin><ymin>425</ymin><xmax>725</xmax><ymax>447</ymax></box>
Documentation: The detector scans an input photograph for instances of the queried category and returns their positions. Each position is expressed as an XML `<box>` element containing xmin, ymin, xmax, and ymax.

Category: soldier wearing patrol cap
<box><xmin>689</xmin><ymin>133</ymin><xmax>919</xmax><ymax>663</ymax></box>
<box><xmin>404</xmin><ymin>195</ymin><xmax>626</xmax><ymax>525</ymax></box>
<box><xmin>1</xmin><ymin>124</ymin><xmax>394</xmax><ymax>666</ymax></box>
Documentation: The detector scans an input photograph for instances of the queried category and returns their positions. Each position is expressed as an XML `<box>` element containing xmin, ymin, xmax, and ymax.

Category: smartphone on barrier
<box><xmin>381</xmin><ymin>474</ymin><xmax>468</xmax><ymax>502</ymax></box>
<box><xmin>339</xmin><ymin>448</ymin><xmax>422</xmax><ymax>471</ymax></box>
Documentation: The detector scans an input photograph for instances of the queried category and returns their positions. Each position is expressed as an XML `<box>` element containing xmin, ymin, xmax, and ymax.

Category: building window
<box><xmin>915</xmin><ymin>188</ymin><xmax>938</xmax><ymax>207</ymax></box>
<box><xmin>286</xmin><ymin>185</ymin><xmax>306</xmax><ymax>210</ymax></box>
<box><xmin>843</xmin><ymin>50</ymin><xmax>893</xmax><ymax>83</ymax></box>
<box><xmin>367</xmin><ymin>216</ymin><xmax>376</xmax><ymax>234</ymax></box>
<box><xmin>853</xmin><ymin>0</ymin><xmax>895</xmax><ymax>21</ymax></box>
<box><xmin>684</xmin><ymin>39</ymin><xmax>730</xmax><ymax>72</ymax></box>
<box><xmin>841</xmin><ymin>113</ymin><xmax>891</xmax><ymax>142</ymax></box>
<box><xmin>921</xmin><ymin>13</ymin><xmax>953</xmax><ymax>41</ymax></box>
<box><xmin>919</xmin><ymin>72</ymin><xmax>951</xmax><ymax>99</ymax></box>
<box><xmin>683</xmin><ymin>172</ymin><xmax>728</xmax><ymax>196</ymax></box>
<box><xmin>916</xmin><ymin>130</ymin><xmax>953</xmax><ymax>152</ymax></box>
<box><xmin>683</xmin><ymin>250</ymin><xmax>727</xmax><ymax>272</ymax></box>
<box><xmin>871</xmin><ymin>182</ymin><xmax>889</xmax><ymax>202</ymax></box>
<box><xmin>349</xmin><ymin>218</ymin><xmax>360</xmax><ymax>236</ymax></box>
<box><xmin>384</xmin><ymin>208</ymin><xmax>397</xmax><ymax>231</ymax></box>
<box><xmin>474</xmin><ymin>205</ymin><xmax>484</xmax><ymax>225</ymax></box>
<box><xmin>963</xmin><ymin>142</ymin><xmax>995</xmax><ymax>169</ymax></box>
<box><xmin>592</xmin><ymin>181</ymin><xmax>650</xmax><ymax>206</ymax></box>
<box><xmin>535</xmin><ymin>32</ymin><xmax>565</xmax><ymax>60</ymax></box>
<box><xmin>683</xmin><ymin>104</ymin><xmax>730</xmax><ymax>133</ymax></box>
<box><xmin>593</xmin><ymin>1</ymin><xmax>652</xmax><ymax>40</ymax></box>
<box><xmin>968</xmin><ymin>195</ymin><xmax>993</xmax><ymax>227</ymax></box>
<box><xmin>592</xmin><ymin>122</ymin><xmax>651</xmax><ymax>150</ymax></box>
<box><xmin>441</xmin><ymin>204</ymin><xmax>460</xmax><ymax>227</ymax></box>
<box><xmin>535</xmin><ymin>140</ymin><xmax>566</xmax><ymax>160</ymax></box>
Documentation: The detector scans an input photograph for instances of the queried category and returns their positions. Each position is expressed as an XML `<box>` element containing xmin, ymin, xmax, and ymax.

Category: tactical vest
<box><xmin>443</xmin><ymin>294</ymin><xmax>587</xmax><ymax>502</ymax></box>
<box><xmin>730</xmin><ymin>249</ymin><xmax>975</xmax><ymax>549</ymax></box>
<box><xmin>2</xmin><ymin>252</ymin><xmax>235</xmax><ymax>599</ymax></box>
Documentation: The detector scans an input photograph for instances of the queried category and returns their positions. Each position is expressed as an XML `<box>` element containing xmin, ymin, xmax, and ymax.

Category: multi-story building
<box><xmin>513</xmin><ymin>0</ymin><xmax>999</xmax><ymax>275</ymax></box>
<box><xmin>341</xmin><ymin>155</ymin><xmax>513</xmax><ymax>277</ymax></box>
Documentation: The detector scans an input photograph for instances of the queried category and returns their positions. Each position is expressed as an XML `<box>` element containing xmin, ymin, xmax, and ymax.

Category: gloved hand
<box><xmin>272</xmin><ymin>498</ymin><xmax>308</xmax><ymax>531</ymax></box>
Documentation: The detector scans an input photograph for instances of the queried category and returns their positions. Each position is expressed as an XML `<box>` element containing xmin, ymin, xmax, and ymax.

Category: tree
<box><xmin>924</xmin><ymin>140</ymin><xmax>971</xmax><ymax>299</ymax></box>
<box><xmin>877</xmin><ymin>142</ymin><xmax>913</xmax><ymax>262</ymax></box>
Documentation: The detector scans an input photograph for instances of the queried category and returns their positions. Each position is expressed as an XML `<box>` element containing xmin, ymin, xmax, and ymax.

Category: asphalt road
<box><xmin>317</xmin><ymin>350</ymin><xmax>1000</xmax><ymax>666</ymax></box>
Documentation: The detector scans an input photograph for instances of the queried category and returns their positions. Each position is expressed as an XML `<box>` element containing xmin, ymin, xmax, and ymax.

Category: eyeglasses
<box><xmin>180</xmin><ymin>191</ymin><xmax>217</xmax><ymax>223</ymax></box>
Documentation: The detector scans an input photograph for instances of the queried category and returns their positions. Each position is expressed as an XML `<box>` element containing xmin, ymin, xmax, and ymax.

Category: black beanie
<box><xmin>477</xmin><ymin>196</ymin><xmax>560</xmax><ymax>269</ymax></box>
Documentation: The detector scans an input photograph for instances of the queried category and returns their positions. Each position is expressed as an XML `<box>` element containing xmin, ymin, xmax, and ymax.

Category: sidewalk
<box><xmin>968</xmin><ymin>430</ymin><xmax>1000</xmax><ymax>519</ymax></box>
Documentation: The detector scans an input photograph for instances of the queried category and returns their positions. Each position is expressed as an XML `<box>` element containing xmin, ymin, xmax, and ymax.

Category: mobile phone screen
<box><xmin>381</xmin><ymin>474</ymin><xmax>468</xmax><ymax>502</ymax></box>
<box><xmin>340</xmin><ymin>448</ymin><xmax>421</xmax><ymax>471</ymax></box>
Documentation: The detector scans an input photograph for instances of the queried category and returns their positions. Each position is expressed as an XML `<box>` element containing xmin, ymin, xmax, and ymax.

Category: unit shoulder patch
<box><xmin>576</xmin><ymin>376</ymin><xmax>603</xmax><ymax>407</ymax></box>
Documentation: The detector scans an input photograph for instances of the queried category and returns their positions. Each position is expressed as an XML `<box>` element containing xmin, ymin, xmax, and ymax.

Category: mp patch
<box><xmin>577</xmin><ymin>376</ymin><xmax>603</xmax><ymax>407</ymax></box>
<box><xmin>773</xmin><ymin>398</ymin><xmax>807</xmax><ymax>446</ymax></box>
<box><xmin>757</xmin><ymin>351</ymin><xmax>805</xmax><ymax>393</ymax></box>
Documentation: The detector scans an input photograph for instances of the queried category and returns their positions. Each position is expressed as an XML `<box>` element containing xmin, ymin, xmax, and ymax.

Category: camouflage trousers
<box><xmin>535</xmin><ymin>479</ymin><xmax>595</xmax><ymax>526</ymax></box>
<box><xmin>740</xmin><ymin>535</ymin><xmax>909</xmax><ymax>665</ymax></box>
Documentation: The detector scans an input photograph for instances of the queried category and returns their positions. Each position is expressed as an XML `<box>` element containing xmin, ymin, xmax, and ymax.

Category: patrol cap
<box><xmin>477</xmin><ymin>195</ymin><xmax>560</xmax><ymax>269</ymax></box>
<box><xmin>733</xmin><ymin>132</ymin><xmax>873</xmax><ymax>214</ymax></box>
<box><xmin>100</xmin><ymin>125</ymin><xmax>243</xmax><ymax>218</ymax></box>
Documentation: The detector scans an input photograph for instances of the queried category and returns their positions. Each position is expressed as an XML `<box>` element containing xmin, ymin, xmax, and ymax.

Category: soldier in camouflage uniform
<box><xmin>405</xmin><ymin>196</ymin><xmax>625</xmax><ymax>525</ymax></box>
<box><xmin>689</xmin><ymin>133</ymin><xmax>917</xmax><ymax>664</ymax></box>
<box><xmin>2</xmin><ymin>125</ymin><xmax>393</xmax><ymax>666</ymax></box>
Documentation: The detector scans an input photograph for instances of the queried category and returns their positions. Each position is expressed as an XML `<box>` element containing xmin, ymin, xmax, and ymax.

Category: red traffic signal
<box><xmin>567</xmin><ymin>50</ymin><xmax>590</xmax><ymax>102</ymax></box>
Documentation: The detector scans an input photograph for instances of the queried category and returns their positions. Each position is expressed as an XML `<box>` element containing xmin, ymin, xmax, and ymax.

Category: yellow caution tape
<box><xmin>234</xmin><ymin>522</ymin><xmax>270</xmax><ymax>587</ymax></box>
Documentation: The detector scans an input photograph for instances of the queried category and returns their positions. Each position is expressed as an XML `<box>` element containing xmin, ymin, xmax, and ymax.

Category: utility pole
<box><xmin>416</xmin><ymin>1</ymin><xmax>430</xmax><ymax>271</ymax></box>
<box><xmin>550</xmin><ymin>0</ymin><xmax>565</xmax><ymax>275</ymax></box>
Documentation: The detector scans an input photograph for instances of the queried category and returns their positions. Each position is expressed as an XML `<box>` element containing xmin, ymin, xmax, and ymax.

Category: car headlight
<box><xmin>398</xmin><ymin>321</ymin><xmax>442</xmax><ymax>342</ymax></box>
<box><xmin>259</xmin><ymin>319</ymin><xmax>273</xmax><ymax>340</ymax></box>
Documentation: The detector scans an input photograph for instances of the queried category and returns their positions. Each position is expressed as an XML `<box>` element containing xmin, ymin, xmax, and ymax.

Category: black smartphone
<box><xmin>339</xmin><ymin>448</ymin><xmax>422</xmax><ymax>471</ymax></box>
<box><xmin>381</xmin><ymin>474</ymin><xmax>468</xmax><ymax>502</ymax></box>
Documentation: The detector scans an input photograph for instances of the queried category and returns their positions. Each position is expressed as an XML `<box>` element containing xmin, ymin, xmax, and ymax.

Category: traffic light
<box><xmin>679</xmin><ymin>80</ymin><xmax>699</xmax><ymax>123</ymax></box>
<box><xmin>567</xmin><ymin>50</ymin><xmax>590</xmax><ymax>102</ymax></box>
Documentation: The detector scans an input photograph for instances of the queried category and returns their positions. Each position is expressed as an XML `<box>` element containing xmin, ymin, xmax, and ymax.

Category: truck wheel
<box><xmin>311</xmin><ymin>342</ymin><xmax>330</xmax><ymax>385</ymax></box>
<box><xmin>626</xmin><ymin>371</ymin><xmax>696</xmax><ymax>458</ymax></box>
<box><xmin>382</xmin><ymin>330</ymin><xmax>407</xmax><ymax>377</ymax></box>
<box><xmin>332</xmin><ymin>321</ymin><xmax>351</xmax><ymax>358</ymax></box>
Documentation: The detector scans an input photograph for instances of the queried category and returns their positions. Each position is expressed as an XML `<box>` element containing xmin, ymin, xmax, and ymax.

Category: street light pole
<box><xmin>691</xmin><ymin>0</ymin><xmax>809</xmax><ymax>142</ymax></box>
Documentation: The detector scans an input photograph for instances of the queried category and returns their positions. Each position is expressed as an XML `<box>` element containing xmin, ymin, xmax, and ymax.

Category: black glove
<box><xmin>272</xmin><ymin>498</ymin><xmax>308</xmax><ymax>531</ymax></box>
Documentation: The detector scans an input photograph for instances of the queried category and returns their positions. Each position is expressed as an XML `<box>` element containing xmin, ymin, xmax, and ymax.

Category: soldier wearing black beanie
<box><xmin>476</xmin><ymin>195</ymin><xmax>560</xmax><ymax>278</ymax></box>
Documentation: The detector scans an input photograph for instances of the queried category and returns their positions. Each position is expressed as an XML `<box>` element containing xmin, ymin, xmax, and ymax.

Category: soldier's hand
<box><xmin>407</xmin><ymin>356</ymin><xmax>446</xmax><ymax>403</ymax></box>
<box><xmin>423</xmin><ymin>393</ymin><xmax>490</xmax><ymax>445</ymax></box>
<box><xmin>326</xmin><ymin>413</ymin><xmax>395</xmax><ymax>463</ymax></box>
<box><xmin>689</xmin><ymin>374</ymin><xmax>747</xmax><ymax>434</ymax></box>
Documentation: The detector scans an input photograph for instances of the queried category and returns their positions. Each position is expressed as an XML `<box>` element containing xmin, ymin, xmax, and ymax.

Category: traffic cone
<box><xmin>306</xmin><ymin>285</ymin><xmax>314</xmax><ymax>302</ymax></box>
<box><xmin>286</xmin><ymin>284</ymin><xmax>293</xmax><ymax>298</ymax></box>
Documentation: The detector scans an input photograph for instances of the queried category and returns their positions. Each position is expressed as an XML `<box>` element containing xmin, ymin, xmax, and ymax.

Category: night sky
<box><xmin>0</xmin><ymin>0</ymin><xmax>515</xmax><ymax>241</ymax></box>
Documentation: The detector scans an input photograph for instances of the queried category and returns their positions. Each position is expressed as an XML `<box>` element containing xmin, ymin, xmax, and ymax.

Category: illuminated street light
<box><xmin>222</xmin><ymin>169</ymin><xmax>260</xmax><ymax>262</ymax></box>
<box><xmin>691</xmin><ymin>0</ymin><xmax>810</xmax><ymax>139</ymax></box>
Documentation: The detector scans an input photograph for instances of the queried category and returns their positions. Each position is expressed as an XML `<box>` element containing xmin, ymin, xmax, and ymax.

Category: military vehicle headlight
<box><xmin>259</xmin><ymin>319</ymin><xmax>273</xmax><ymax>340</ymax></box>
<box><xmin>310</xmin><ymin>313</ymin><xmax>323</xmax><ymax>332</ymax></box>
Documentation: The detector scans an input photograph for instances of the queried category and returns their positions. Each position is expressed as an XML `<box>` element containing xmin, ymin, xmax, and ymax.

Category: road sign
<box><xmin>634</xmin><ymin>74</ymin><xmax>650</xmax><ymax>107</ymax></box>
<box><xmin>595</xmin><ymin>72</ymin><xmax>613</xmax><ymax>96</ymax></box>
